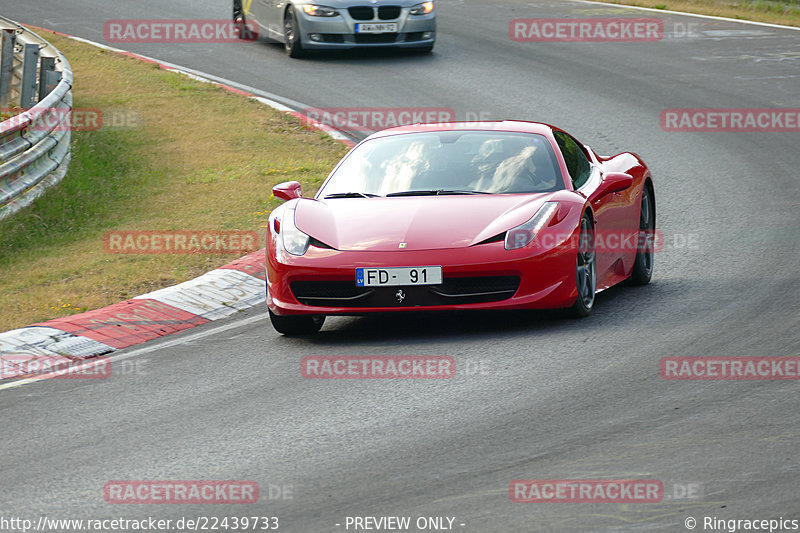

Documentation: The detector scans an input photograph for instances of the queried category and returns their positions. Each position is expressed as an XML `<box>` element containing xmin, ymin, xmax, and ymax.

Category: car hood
<box><xmin>293</xmin><ymin>194</ymin><xmax>555</xmax><ymax>252</ymax></box>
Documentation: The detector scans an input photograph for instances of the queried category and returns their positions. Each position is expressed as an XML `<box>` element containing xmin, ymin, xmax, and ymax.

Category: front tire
<box><xmin>569</xmin><ymin>212</ymin><xmax>597</xmax><ymax>317</ymax></box>
<box><xmin>269</xmin><ymin>310</ymin><xmax>325</xmax><ymax>335</ymax></box>
<box><xmin>284</xmin><ymin>9</ymin><xmax>307</xmax><ymax>58</ymax></box>
<box><xmin>627</xmin><ymin>184</ymin><xmax>655</xmax><ymax>285</ymax></box>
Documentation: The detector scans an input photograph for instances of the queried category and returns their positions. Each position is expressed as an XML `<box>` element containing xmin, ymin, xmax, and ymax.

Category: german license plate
<box><xmin>355</xmin><ymin>23</ymin><xmax>398</xmax><ymax>34</ymax></box>
<box><xmin>356</xmin><ymin>266</ymin><xmax>442</xmax><ymax>287</ymax></box>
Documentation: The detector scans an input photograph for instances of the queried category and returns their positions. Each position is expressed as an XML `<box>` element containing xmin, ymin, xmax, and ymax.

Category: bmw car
<box><xmin>266</xmin><ymin>121</ymin><xmax>655</xmax><ymax>335</ymax></box>
<box><xmin>233</xmin><ymin>0</ymin><xmax>436</xmax><ymax>58</ymax></box>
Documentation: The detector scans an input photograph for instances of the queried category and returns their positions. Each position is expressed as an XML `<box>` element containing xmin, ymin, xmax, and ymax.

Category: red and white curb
<box><xmin>1</xmin><ymin>25</ymin><xmax>355</xmax><ymax>381</ymax></box>
<box><xmin>0</xmin><ymin>250</ymin><xmax>267</xmax><ymax>379</ymax></box>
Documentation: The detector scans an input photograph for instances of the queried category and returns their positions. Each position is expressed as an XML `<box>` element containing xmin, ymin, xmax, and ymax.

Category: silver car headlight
<box><xmin>505</xmin><ymin>202</ymin><xmax>559</xmax><ymax>250</ymax></box>
<box><xmin>409</xmin><ymin>1</ymin><xmax>434</xmax><ymax>15</ymax></box>
<box><xmin>282</xmin><ymin>207</ymin><xmax>311</xmax><ymax>256</ymax></box>
<box><xmin>301</xmin><ymin>4</ymin><xmax>339</xmax><ymax>16</ymax></box>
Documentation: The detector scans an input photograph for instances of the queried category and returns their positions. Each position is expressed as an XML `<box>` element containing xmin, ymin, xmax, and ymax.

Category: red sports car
<box><xmin>266</xmin><ymin>121</ymin><xmax>655</xmax><ymax>335</ymax></box>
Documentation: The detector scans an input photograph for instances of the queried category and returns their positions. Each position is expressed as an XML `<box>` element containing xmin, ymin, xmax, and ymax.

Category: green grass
<box><xmin>0</xmin><ymin>31</ymin><xmax>348</xmax><ymax>332</ymax></box>
<box><xmin>1</xmin><ymin>128</ymin><xmax>152</xmax><ymax>262</ymax></box>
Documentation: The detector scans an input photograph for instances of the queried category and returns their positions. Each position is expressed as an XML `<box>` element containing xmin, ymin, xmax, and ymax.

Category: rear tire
<box><xmin>569</xmin><ymin>212</ymin><xmax>597</xmax><ymax>318</ymax></box>
<box><xmin>284</xmin><ymin>9</ymin><xmax>307</xmax><ymax>58</ymax></box>
<box><xmin>627</xmin><ymin>184</ymin><xmax>655</xmax><ymax>285</ymax></box>
<box><xmin>269</xmin><ymin>310</ymin><xmax>325</xmax><ymax>335</ymax></box>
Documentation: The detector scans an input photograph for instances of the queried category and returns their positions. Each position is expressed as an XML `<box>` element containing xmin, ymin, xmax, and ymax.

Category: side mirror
<box><xmin>595</xmin><ymin>172</ymin><xmax>633</xmax><ymax>198</ymax></box>
<box><xmin>273</xmin><ymin>181</ymin><xmax>302</xmax><ymax>201</ymax></box>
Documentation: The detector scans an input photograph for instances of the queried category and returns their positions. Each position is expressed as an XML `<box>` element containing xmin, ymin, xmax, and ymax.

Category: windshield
<box><xmin>318</xmin><ymin>131</ymin><xmax>564</xmax><ymax>197</ymax></box>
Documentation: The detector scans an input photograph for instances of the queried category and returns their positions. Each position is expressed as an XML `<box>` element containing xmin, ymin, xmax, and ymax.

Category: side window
<box><xmin>554</xmin><ymin>131</ymin><xmax>591</xmax><ymax>189</ymax></box>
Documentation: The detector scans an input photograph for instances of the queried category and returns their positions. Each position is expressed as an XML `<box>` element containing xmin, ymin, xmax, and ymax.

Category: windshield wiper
<box><xmin>386</xmin><ymin>190</ymin><xmax>438</xmax><ymax>197</ymax></box>
<box><xmin>323</xmin><ymin>192</ymin><xmax>379</xmax><ymax>199</ymax></box>
<box><xmin>386</xmin><ymin>189</ymin><xmax>490</xmax><ymax>197</ymax></box>
<box><xmin>437</xmin><ymin>189</ymin><xmax>491</xmax><ymax>195</ymax></box>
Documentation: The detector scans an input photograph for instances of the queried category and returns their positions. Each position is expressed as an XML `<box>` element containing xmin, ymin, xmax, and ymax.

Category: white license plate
<box><xmin>355</xmin><ymin>23</ymin><xmax>398</xmax><ymax>34</ymax></box>
<box><xmin>356</xmin><ymin>266</ymin><xmax>442</xmax><ymax>287</ymax></box>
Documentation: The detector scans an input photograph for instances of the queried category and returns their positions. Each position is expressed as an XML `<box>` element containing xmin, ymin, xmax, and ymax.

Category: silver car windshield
<box><xmin>318</xmin><ymin>131</ymin><xmax>564</xmax><ymax>197</ymax></box>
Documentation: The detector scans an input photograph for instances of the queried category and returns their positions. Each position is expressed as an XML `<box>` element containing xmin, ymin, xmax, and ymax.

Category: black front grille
<box><xmin>405</xmin><ymin>31</ymin><xmax>425</xmax><ymax>41</ymax></box>
<box><xmin>291</xmin><ymin>276</ymin><xmax>520</xmax><ymax>308</ymax></box>
<box><xmin>378</xmin><ymin>6</ymin><xmax>401</xmax><ymax>19</ymax></box>
<box><xmin>354</xmin><ymin>33</ymin><xmax>398</xmax><ymax>44</ymax></box>
<box><xmin>348</xmin><ymin>6</ymin><xmax>375</xmax><ymax>20</ymax></box>
<box><xmin>292</xmin><ymin>280</ymin><xmax>370</xmax><ymax>301</ymax></box>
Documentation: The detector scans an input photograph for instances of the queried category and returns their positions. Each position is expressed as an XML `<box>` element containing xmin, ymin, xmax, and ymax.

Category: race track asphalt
<box><xmin>0</xmin><ymin>0</ymin><xmax>798</xmax><ymax>530</ymax></box>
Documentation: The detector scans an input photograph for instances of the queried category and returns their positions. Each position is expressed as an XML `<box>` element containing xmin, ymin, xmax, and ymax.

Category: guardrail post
<box><xmin>0</xmin><ymin>29</ymin><xmax>16</xmax><ymax>108</ymax></box>
<box><xmin>0</xmin><ymin>16</ymin><xmax>73</xmax><ymax>220</ymax></box>
<box><xmin>38</xmin><ymin>56</ymin><xmax>59</xmax><ymax>101</ymax></box>
<box><xmin>20</xmin><ymin>43</ymin><xmax>40</xmax><ymax>108</ymax></box>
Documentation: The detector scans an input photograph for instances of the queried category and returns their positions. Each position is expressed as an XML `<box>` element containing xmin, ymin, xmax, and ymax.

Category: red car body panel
<box><xmin>267</xmin><ymin>121</ymin><xmax>653</xmax><ymax>316</ymax></box>
<box><xmin>295</xmin><ymin>194</ymin><xmax>553</xmax><ymax>251</ymax></box>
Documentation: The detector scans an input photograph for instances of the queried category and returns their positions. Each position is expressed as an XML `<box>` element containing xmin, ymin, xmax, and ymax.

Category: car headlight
<box><xmin>301</xmin><ymin>4</ymin><xmax>339</xmax><ymax>16</ymax></box>
<box><xmin>282</xmin><ymin>207</ymin><xmax>311</xmax><ymax>256</ymax></box>
<box><xmin>409</xmin><ymin>1</ymin><xmax>434</xmax><ymax>15</ymax></box>
<box><xmin>505</xmin><ymin>202</ymin><xmax>559</xmax><ymax>250</ymax></box>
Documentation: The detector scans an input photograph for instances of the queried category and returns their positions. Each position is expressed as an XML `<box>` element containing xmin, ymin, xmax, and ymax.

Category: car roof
<box><xmin>365</xmin><ymin>120</ymin><xmax>560</xmax><ymax>140</ymax></box>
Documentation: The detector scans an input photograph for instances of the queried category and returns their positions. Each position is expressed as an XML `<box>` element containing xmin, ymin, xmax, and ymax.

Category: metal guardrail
<box><xmin>0</xmin><ymin>16</ymin><xmax>72</xmax><ymax>221</ymax></box>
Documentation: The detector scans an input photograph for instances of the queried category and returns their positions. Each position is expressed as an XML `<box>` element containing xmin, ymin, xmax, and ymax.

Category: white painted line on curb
<box><xmin>134</xmin><ymin>269</ymin><xmax>267</xmax><ymax>321</ymax></box>
<box><xmin>0</xmin><ymin>326</ymin><xmax>113</xmax><ymax>357</ymax></box>
<box><xmin>0</xmin><ymin>314</ymin><xmax>266</xmax><ymax>391</ymax></box>
<box><xmin>567</xmin><ymin>0</ymin><xmax>800</xmax><ymax>31</ymax></box>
